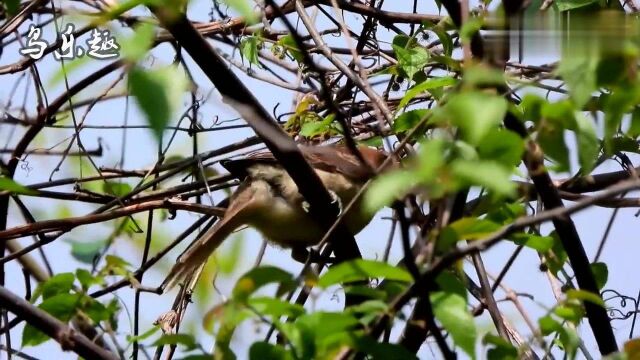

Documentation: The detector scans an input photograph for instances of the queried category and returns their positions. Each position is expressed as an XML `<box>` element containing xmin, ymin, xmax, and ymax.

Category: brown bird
<box><xmin>162</xmin><ymin>144</ymin><xmax>389</xmax><ymax>290</ymax></box>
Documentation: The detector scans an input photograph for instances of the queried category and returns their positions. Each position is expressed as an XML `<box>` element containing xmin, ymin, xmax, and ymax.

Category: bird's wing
<box><xmin>221</xmin><ymin>145</ymin><xmax>385</xmax><ymax>182</ymax></box>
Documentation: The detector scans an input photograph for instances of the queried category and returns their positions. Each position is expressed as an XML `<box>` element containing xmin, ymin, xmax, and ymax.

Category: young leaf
<box><xmin>128</xmin><ymin>65</ymin><xmax>188</xmax><ymax>143</ymax></box>
<box><xmin>477</xmin><ymin>129</ymin><xmax>525</xmax><ymax>167</ymax></box>
<box><xmin>566</xmin><ymin>289</ymin><xmax>605</xmax><ymax>307</ymax></box>
<box><xmin>222</xmin><ymin>0</ymin><xmax>258</xmax><ymax>24</ymax></box>
<box><xmin>23</xmin><ymin>293</ymin><xmax>81</xmax><ymax>347</ymax></box>
<box><xmin>392</xmin><ymin>44</ymin><xmax>429</xmax><ymax>81</ymax></box>
<box><xmin>363</xmin><ymin>170</ymin><xmax>416</xmax><ymax>213</ymax></box>
<box><xmin>0</xmin><ymin>176</ymin><xmax>37</xmax><ymax>195</ymax></box>
<box><xmin>249</xmin><ymin>342</ymin><xmax>294</xmax><ymax>360</ymax></box>
<box><xmin>76</xmin><ymin>268</ymin><xmax>104</xmax><ymax>290</ymax></box>
<box><xmin>120</xmin><ymin>22</ymin><xmax>155</xmax><ymax>62</ymax></box>
<box><xmin>574</xmin><ymin>113</ymin><xmax>600</xmax><ymax>174</ymax></box>
<box><xmin>151</xmin><ymin>333</ymin><xmax>197</xmax><ymax>350</ymax></box>
<box><xmin>398</xmin><ymin>76</ymin><xmax>457</xmax><ymax>109</ymax></box>
<box><xmin>102</xmin><ymin>181</ymin><xmax>132</xmax><ymax>197</ymax></box>
<box><xmin>556</xmin><ymin>56</ymin><xmax>598</xmax><ymax>107</ymax></box>
<box><xmin>31</xmin><ymin>272</ymin><xmax>75</xmax><ymax>302</ymax></box>
<box><xmin>483</xmin><ymin>334</ymin><xmax>518</xmax><ymax>360</ymax></box>
<box><xmin>555</xmin><ymin>0</ymin><xmax>600</xmax><ymax>11</ymax></box>
<box><xmin>248</xmin><ymin>297</ymin><xmax>305</xmax><ymax>319</ymax></box>
<box><xmin>445</xmin><ymin>92</ymin><xmax>507</xmax><ymax>145</ymax></box>
<box><xmin>450</xmin><ymin>159</ymin><xmax>517</xmax><ymax>197</ymax></box>
<box><xmin>318</xmin><ymin>259</ymin><xmax>412</xmax><ymax>288</ymax></box>
<box><xmin>393</xmin><ymin>109</ymin><xmax>429</xmax><ymax>133</ymax></box>
<box><xmin>126</xmin><ymin>326</ymin><xmax>160</xmax><ymax>343</ymax></box>
<box><xmin>591</xmin><ymin>262</ymin><xmax>609</xmax><ymax>290</ymax></box>
<box><xmin>240</xmin><ymin>36</ymin><xmax>260</xmax><ymax>65</ymax></box>
<box><xmin>431</xmin><ymin>289</ymin><xmax>477</xmax><ymax>358</ymax></box>
<box><xmin>232</xmin><ymin>266</ymin><xmax>295</xmax><ymax>302</ymax></box>
<box><xmin>446</xmin><ymin>217</ymin><xmax>501</xmax><ymax>241</ymax></box>
<box><xmin>510</xmin><ymin>233</ymin><xmax>554</xmax><ymax>252</ymax></box>
<box><xmin>3</xmin><ymin>0</ymin><xmax>19</xmax><ymax>16</ymax></box>
<box><xmin>65</xmin><ymin>238</ymin><xmax>107</xmax><ymax>264</ymax></box>
<box><xmin>278</xmin><ymin>35</ymin><xmax>303</xmax><ymax>62</ymax></box>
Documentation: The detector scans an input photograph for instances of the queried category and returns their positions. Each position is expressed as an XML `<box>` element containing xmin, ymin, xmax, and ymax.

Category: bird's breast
<box><xmin>244</xmin><ymin>168</ymin><xmax>374</xmax><ymax>247</ymax></box>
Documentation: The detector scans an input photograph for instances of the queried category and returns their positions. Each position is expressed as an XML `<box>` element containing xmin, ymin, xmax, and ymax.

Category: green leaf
<box><xmin>603</xmin><ymin>90</ymin><xmax>637</xmax><ymax>154</ymax></box>
<box><xmin>232</xmin><ymin>266</ymin><xmax>295</xmax><ymax>302</ymax></box>
<box><xmin>566</xmin><ymin>289</ymin><xmax>605</xmax><ymax>307</ymax></box>
<box><xmin>574</xmin><ymin>114</ymin><xmax>600</xmax><ymax>174</ymax></box>
<box><xmin>31</xmin><ymin>273</ymin><xmax>75</xmax><ymax>302</ymax></box>
<box><xmin>152</xmin><ymin>333</ymin><xmax>197</xmax><ymax>350</ymax></box>
<box><xmin>248</xmin><ymin>297</ymin><xmax>305</xmax><ymax>319</ymax></box>
<box><xmin>299</xmin><ymin>114</ymin><xmax>337</xmax><ymax>138</ymax></box>
<box><xmin>558</xmin><ymin>326</ymin><xmax>580</xmax><ymax>359</ymax></box>
<box><xmin>278</xmin><ymin>35</ymin><xmax>303</xmax><ymax>62</ymax></box>
<box><xmin>296</xmin><ymin>312</ymin><xmax>360</xmax><ymax>341</ymax></box>
<box><xmin>126</xmin><ymin>326</ymin><xmax>160</xmax><ymax>343</ymax></box>
<box><xmin>3</xmin><ymin>0</ymin><xmax>19</xmax><ymax>16</ymax></box>
<box><xmin>392</xmin><ymin>43</ymin><xmax>429</xmax><ymax>81</ymax></box>
<box><xmin>120</xmin><ymin>22</ymin><xmax>156</xmax><ymax>62</ymax></box>
<box><xmin>483</xmin><ymin>333</ymin><xmax>518</xmax><ymax>360</ymax></box>
<box><xmin>450</xmin><ymin>159</ymin><xmax>516</xmax><ymax>197</ymax></box>
<box><xmin>392</xmin><ymin>34</ymin><xmax>417</xmax><ymax>49</ymax></box>
<box><xmin>555</xmin><ymin>0</ymin><xmax>599</xmax><ymax>11</ymax></box>
<box><xmin>556</xmin><ymin>56</ymin><xmax>598</xmax><ymax>107</ymax></box>
<box><xmin>459</xmin><ymin>18</ymin><xmax>483</xmax><ymax>44</ymax></box>
<box><xmin>510</xmin><ymin>233</ymin><xmax>554</xmax><ymax>252</ymax></box>
<box><xmin>485</xmin><ymin>202</ymin><xmax>526</xmax><ymax>224</ymax></box>
<box><xmin>319</xmin><ymin>259</ymin><xmax>412</xmax><ymax>288</ymax></box>
<box><xmin>345</xmin><ymin>332</ymin><xmax>419</xmax><ymax>360</ymax></box>
<box><xmin>398</xmin><ymin>76</ymin><xmax>457</xmax><ymax>109</ymax></box>
<box><xmin>431</xmin><ymin>288</ymin><xmax>476</xmax><ymax>359</ymax></box>
<box><xmin>432</xmin><ymin>25</ymin><xmax>453</xmax><ymax>57</ymax></box>
<box><xmin>360</xmin><ymin>136</ymin><xmax>383</xmax><ymax>148</ymax></box>
<box><xmin>0</xmin><ymin>176</ymin><xmax>37</xmax><ymax>195</ymax></box>
<box><xmin>393</xmin><ymin>109</ymin><xmax>429</xmax><ymax>133</ymax></box>
<box><xmin>76</xmin><ymin>269</ymin><xmax>104</xmax><ymax>290</ymax></box>
<box><xmin>538</xmin><ymin>314</ymin><xmax>561</xmax><ymax>335</ymax></box>
<box><xmin>101</xmin><ymin>255</ymin><xmax>132</xmax><ymax>276</ymax></box>
<box><xmin>610</xmin><ymin>136</ymin><xmax>640</xmax><ymax>154</ymax></box>
<box><xmin>128</xmin><ymin>65</ymin><xmax>188</xmax><ymax>142</ymax></box>
<box><xmin>416</xmin><ymin>138</ymin><xmax>446</xmax><ymax>181</ymax></box>
<box><xmin>629</xmin><ymin>107</ymin><xmax>640</xmax><ymax>138</ymax></box>
<box><xmin>537</xmin><ymin>121</ymin><xmax>570</xmax><ymax>172</ymax></box>
<box><xmin>445</xmin><ymin>92</ymin><xmax>508</xmax><ymax>145</ymax></box>
<box><xmin>23</xmin><ymin>293</ymin><xmax>81</xmax><ymax>347</ymax></box>
<box><xmin>66</xmin><ymin>238</ymin><xmax>107</xmax><ymax>264</ymax></box>
<box><xmin>363</xmin><ymin>170</ymin><xmax>416</xmax><ymax>213</ymax></box>
<box><xmin>447</xmin><ymin>218</ymin><xmax>501</xmax><ymax>241</ymax></box>
<box><xmin>477</xmin><ymin>129</ymin><xmax>525</xmax><ymax>167</ymax></box>
<box><xmin>591</xmin><ymin>262</ymin><xmax>609</xmax><ymax>290</ymax></box>
<box><xmin>554</xmin><ymin>304</ymin><xmax>584</xmax><ymax>323</ymax></box>
<box><xmin>249</xmin><ymin>342</ymin><xmax>293</xmax><ymax>360</ymax></box>
<box><xmin>544</xmin><ymin>231</ymin><xmax>569</xmax><ymax>275</ymax></box>
<box><xmin>83</xmin><ymin>296</ymin><xmax>112</xmax><ymax>323</ymax></box>
<box><xmin>463</xmin><ymin>65</ymin><xmax>506</xmax><ymax>87</ymax></box>
<box><xmin>240</xmin><ymin>36</ymin><xmax>260</xmax><ymax>65</ymax></box>
<box><xmin>102</xmin><ymin>181</ymin><xmax>132</xmax><ymax>197</ymax></box>
<box><xmin>222</xmin><ymin>0</ymin><xmax>258</xmax><ymax>23</ymax></box>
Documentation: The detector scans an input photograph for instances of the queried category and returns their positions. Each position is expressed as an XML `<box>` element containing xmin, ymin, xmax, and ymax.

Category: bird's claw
<box><xmin>301</xmin><ymin>190</ymin><xmax>342</xmax><ymax>216</ymax></box>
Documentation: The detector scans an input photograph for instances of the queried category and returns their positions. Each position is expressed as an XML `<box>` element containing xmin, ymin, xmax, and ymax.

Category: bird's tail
<box><xmin>162</xmin><ymin>195</ymin><xmax>253</xmax><ymax>291</ymax></box>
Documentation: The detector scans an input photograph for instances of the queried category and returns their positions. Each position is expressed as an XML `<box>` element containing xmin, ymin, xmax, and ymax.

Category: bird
<box><xmin>162</xmin><ymin>144</ymin><xmax>390</xmax><ymax>290</ymax></box>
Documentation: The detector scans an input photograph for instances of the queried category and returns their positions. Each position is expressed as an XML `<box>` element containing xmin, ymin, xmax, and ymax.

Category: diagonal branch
<box><xmin>0</xmin><ymin>285</ymin><xmax>118</xmax><ymax>360</ymax></box>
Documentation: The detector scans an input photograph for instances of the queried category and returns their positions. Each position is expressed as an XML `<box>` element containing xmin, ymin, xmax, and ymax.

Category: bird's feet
<box><xmin>301</xmin><ymin>190</ymin><xmax>342</xmax><ymax>216</ymax></box>
<box><xmin>291</xmin><ymin>247</ymin><xmax>336</xmax><ymax>264</ymax></box>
